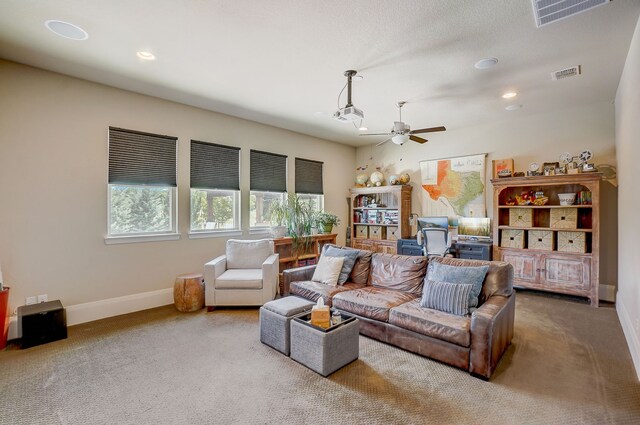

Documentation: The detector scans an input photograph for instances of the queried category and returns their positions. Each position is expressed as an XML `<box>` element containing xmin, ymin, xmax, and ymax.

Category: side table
<box><xmin>174</xmin><ymin>273</ymin><xmax>204</xmax><ymax>312</ymax></box>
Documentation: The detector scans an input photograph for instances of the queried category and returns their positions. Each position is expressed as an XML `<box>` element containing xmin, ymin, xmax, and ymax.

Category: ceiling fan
<box><xmin>359</xmin><ymin>101</ymin><xmax>445</xmax><ymax>146</ymax></box>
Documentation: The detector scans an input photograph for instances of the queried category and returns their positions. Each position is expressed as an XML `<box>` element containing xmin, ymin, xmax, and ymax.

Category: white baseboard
<box><xmin>616</xmin><ymin>294</ymin><xmax>640</xmax><ymax>381</ymax></box>
<box><xmin>7</xmin><ymin>288</ymin><xmax>173</xmax><ymax>340</ymax></box>
<box><xmin>599</xmin><ymin>284</ymin><xmax>616</xmax><ymax>302</ymax></box>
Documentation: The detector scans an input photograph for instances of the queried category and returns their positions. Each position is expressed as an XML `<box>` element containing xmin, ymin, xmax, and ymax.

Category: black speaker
<box><xmin>18</xmin><ymin>300</ymin><xmax>67</xmax><ymax>348</ymax></box>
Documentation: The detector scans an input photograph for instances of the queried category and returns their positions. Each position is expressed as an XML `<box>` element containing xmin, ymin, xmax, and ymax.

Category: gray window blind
<box><xmin>108</xmin><ymin>127</ymin><xmax>177</xmax><ymax>186</ymax></box>
<box><xmin>295</xmin><ymin>157</ymin><xmax>324</xmax><ymax>194</ymax></box>
<box><xmin>190</xmin><ymin>140</ymin><xmax>240</xmax><ymax>190</ymax></box>
<box><xmin>250</xmin><ymin>150</ymin><xmax>287</xmax><ymax>192</ymax></box>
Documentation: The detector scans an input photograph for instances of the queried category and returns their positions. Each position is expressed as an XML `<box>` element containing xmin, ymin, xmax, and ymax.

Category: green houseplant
<box><xmin>269</xmin><ymin>194</ymin><xmax>315</xmax><ymax>253</ymax></box>
<box><xmin>315</xmin><ymin>211</ymin><xmax>340</xmax><ymax>234</ymax></box>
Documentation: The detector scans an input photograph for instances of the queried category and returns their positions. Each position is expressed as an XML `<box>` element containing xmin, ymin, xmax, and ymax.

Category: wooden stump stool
<box><xmin>174</xmin><ymin>273</ymin><xmax>204</xmax><ymax>312</ymax></box>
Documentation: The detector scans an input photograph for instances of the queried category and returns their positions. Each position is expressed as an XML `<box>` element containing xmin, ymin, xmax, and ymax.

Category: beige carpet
<box><xmin>1</xmin><ymin>290</ymin><xmax>639</xmax><ymax>425</ymax></box>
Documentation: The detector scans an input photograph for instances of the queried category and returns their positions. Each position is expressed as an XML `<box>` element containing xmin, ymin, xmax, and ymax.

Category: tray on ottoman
<box><xmin>290</xmin><ymin>310</ymin><xmax>359</xmax><ymax>377</ymax></box>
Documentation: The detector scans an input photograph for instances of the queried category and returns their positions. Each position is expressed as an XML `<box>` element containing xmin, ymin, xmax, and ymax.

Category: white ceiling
<box><xmin>0</xmin><ymin>0</ymin><xmax>638</xmax><ymax>146</ymax></box>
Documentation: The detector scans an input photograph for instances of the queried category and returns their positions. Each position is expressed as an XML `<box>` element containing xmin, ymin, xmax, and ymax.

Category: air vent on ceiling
<box><xmin>551</xmin><ymin>65</ymin><xmax>581</xmax><ymax>80</ymax></box>
<box><xmin>532</xmin><ymin>0</ymin><xmax>610</xmax><ymax>27</ymax></box>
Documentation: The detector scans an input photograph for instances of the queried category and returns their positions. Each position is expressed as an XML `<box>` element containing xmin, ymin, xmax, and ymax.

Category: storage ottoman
<box><xmin>290</xmin><ymin>312</ymin><xmax>359</xmax><ymax>376</ymax></box>
<box><xmin>259</xmin><ymin>296</ymin><xmax>315</xmax><ymax>355</ymax></box>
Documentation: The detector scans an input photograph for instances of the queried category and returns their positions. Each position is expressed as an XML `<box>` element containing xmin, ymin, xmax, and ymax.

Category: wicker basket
<box><xmin>369</xmin><ymin>226</ymin><xmax>385</xmax><ymax>240</ymax></box>
<box><xmin>509</xmin><ymin>208</ymin><xmax>533</xmax><ymax>227</ymax></box>
<box><xmin>501</xmin><ymin>229</ymin><xmax>525</xmax><ymax>249</ymax></box>
<box><xmin>528</xmin><ymin>230</ymin><xmax>554</xmax><ymax>251</ymax></box>
<box><xmin>550</xmin><ymin>208</ymin><xmax>578</xmax><ymax>229</ymax></box>
<box><xmin>386</xmin><ymin>226</ymin><xmax>399</xmax><ymax>241</ymax></box>
<box><xmin>355</xmin><ymin>225</ymin><xmax>368</xmax><ymax>238</ymax></box>
<box><xmin>557</xmin><ymin>231</ymin><xmax>586</xmax><ymax>253</ymax></box>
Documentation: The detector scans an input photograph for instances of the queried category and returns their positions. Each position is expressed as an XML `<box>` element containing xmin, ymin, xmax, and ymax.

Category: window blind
<box><xmin>190</xmin><ymin>140</ymin><xmax>240</xmax><ymax>190</ymax></box>
<box><xmin>108</xmin><ymin>127</ymin><xmax>177</xmax><ymax>186</ymax></box>
<box><xmin>295</xmin><ymin>157</ymin><xmax>324</xmax><ymax>195</ymax></box>
<box><xmin>250</xmin><ymin>150</ymin><xmax>287</xmax><ymax>192</ymax></box>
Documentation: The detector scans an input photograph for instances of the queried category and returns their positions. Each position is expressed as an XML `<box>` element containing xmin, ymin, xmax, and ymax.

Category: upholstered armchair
<box><xmin>204</xmin><ymin>239</ymin><xmax>279</xmax><ymax>309</ymax></box>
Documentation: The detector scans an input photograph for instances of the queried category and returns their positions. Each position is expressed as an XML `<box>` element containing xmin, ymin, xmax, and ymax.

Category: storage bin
<box><xmin>528</xmin><ymin>230</ymin><xmax>554</xmax><ymax>251</ymax></box>
<box><xmin>369</xmin><ymin>226</ymin><xmax>385</xmax><ymax>240</ymax></box>
<box><xmin>386</xmin><ymin>226</ymin><xmax>399</xmax><ymax>241</ymax></box>
<box><xmin>509</xmin><ymin>208</ymin><xmax>533</xmax><ymax>227</ymax></box>
<box><xmin>557</xmin><ymin>231</ymin><xmax>586</xmax><ymax>253</ymax></box>
<box><xmin>355</xmin><ymin>225</ymin><xmax>368</xmax><ymax>238</ymax></box>
<box><xmin>550</xmin><ymin>208</ymin><xmax>578</xmax><ymax>229</ymax></box>
<box><xmin>501</xmin><ymin>229</ymin><xmax>525</xmax><ymax>249</ymax></box>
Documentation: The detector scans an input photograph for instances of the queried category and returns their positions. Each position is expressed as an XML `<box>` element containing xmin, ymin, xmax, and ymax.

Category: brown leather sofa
<box><xmin>282</xmin><ymin>250</ymin><xmax>515</xmax><ymax>380</ymax></box>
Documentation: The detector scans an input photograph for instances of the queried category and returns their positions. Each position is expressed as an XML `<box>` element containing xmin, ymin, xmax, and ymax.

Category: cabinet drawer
<box><xmin>459</xmin><ymin>251</ymin><xmax>485</xmax><ymax>260</ymax></box>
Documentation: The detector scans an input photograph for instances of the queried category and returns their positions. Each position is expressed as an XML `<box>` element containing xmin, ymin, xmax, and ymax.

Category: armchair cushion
<box><xmin>226</xmin><ymin>239</ymin><xmax>273</xmax><ymax>269</ymax></box>
<box><xmin>215</xmin><ymin>269</ymin><xmax>264</xmax><ymax>289</ymax></box>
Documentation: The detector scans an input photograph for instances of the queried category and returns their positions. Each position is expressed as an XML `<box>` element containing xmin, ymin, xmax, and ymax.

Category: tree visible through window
<box><xmin>109</xmin><ymin>185</ymin><xmax>172</xmax><ymax>234</ymax></box>
<box><xmin>190</xmin><ymin>189</ymin><xmax>238</xmax><ymax>231</ymax></box>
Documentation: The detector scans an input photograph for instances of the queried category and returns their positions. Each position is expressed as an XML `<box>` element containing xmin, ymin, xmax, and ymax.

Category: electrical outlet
<box><xmin>37</xmin><ymin>294</ymin><xmax>48</xmax><ymax>303</ymax></box>
<box><xmin>25</xmin><ymin>296</ymin><xmax>37</xmax><ymax>305</ymax></box>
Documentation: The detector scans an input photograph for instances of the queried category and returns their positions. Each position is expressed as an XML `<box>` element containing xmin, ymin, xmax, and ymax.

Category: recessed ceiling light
<box><xmin>358</xmin><ymin>126</ymin><xmax>368</xmax><ymax>131</ymax></box>
<box><xmin>136</xmin><ymin>51</ymin><xmax>156</xmax><ymax>61</ymax></box>
<box><xmin>44</xmin><ymin>20</ymin><xmax>88</xmax><ymax>40</ymax></box>
<box><xmin>502</xmin><ymin>91</ymin><xmax>517</xmax><ymax>99</ymax></box>
<box><xmin>505</xmin><ymin>104</ymin><xmax>523</xmax><ymax>111</ymax></box>
<box><xmin>474</xmin><ymin>58</ymin><xmax>498</xmax><ymax>69</ymax></box>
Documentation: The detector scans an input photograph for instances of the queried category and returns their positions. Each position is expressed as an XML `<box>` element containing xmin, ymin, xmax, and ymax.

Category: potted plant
<box><xmin>315</xmin><ymin>211</ymin><xmax>340</xmax><ymax>234</ymax></box>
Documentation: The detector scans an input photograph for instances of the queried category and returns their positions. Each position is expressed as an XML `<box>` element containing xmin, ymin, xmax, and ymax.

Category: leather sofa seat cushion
<box><xmin>389</xmin><ymin>299</ymin><xmax>471</xmax><ymax>347</ymax></box>
<box><xmin>369</xmin><ymin>253</ymin><xmax>428</xmax><ymax>295</ymax></box>
<box><xmin>290</xmin><ymin>281</ymin><xmax>366</xmax><ymax>307</ymax></box>
<box><xmin>332</xmin><ymin>287</ymin><xmax>418</xmax><ymax>322</ymax></box>
<box><xmin>215</xmin><ymin>269</ymin><xmax>263</xmax><ymax>289</ymax></box>
<box><xmin>226</xmin><ymin>239</ymin><xmax>273</xmax><ymax>269</ymax></box>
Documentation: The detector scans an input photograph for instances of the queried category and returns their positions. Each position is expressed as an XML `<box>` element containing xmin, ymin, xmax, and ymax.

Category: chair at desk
<box><xmin>420</xmin><ymin>227</ymin><xmax>452</xmax><ymax>257</ymax></box>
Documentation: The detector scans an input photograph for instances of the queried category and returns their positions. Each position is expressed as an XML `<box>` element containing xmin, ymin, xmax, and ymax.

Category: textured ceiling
<box><xmin>0</xmin><ymin>0</ymin><xmax>639</xmax><ymax>146</ymax></box>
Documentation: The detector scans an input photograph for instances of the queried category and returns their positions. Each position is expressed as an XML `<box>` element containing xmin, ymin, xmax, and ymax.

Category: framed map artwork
<box><xmin>419</xmin><ymin>154</ymin><xmax>487</xmax><ymax>218</ymax></box>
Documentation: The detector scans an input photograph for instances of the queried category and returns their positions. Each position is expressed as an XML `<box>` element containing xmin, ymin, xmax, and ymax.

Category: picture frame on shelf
<box><xmin>492</xmin><ymin>158</ymin><xmax>514</xmax><ymax>179</ymax></box>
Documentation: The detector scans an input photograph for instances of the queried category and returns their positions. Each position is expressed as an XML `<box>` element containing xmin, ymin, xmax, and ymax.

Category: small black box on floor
<box><xmin>18</xmin><ymin>300</ymin><xmax>67</xmax><ymax>348</ymax></box>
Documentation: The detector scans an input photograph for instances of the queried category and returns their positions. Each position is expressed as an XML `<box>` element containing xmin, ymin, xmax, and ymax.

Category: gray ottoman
<box><xmin>260</xmin><ymin>296</ymin><xmax>315</xmax><ymax>355</ymax></box>
<box><xmin>290</xmin><ymin>312</ymin><xmax>359</xmax><ymax>377</ymax></box>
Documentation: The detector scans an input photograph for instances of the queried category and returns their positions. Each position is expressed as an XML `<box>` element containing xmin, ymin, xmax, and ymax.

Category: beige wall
<box><xmin>615</xmin><ymin>15</ymin><xmax>640</xmax><ymax>378</ymax></box>
<box><xmin>355</xmin><ymin>100</ymin><xmax>618</xmax><ymax>291</ymax></box>
<box><xmin>0</xmin><ymin>60</ymin><xmax>355</xmax><ymax>311</ymax></box>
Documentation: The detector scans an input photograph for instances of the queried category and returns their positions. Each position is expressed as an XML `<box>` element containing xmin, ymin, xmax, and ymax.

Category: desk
<box><xmin>396</xmin><ymin>238</ymin><xmax>493</xmax><ymax>261</ymax></box>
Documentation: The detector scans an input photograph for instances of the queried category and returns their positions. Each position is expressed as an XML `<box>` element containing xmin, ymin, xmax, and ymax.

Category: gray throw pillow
<box><xmin>426</xmin><ymin>262</ymin><xmax>489</xmax><ymax>308</ymax></box>
<box><xmin>322</xmin><ymin>245</ymin><xmax>359</xmax><ymax>285</ymax></box>
<box><xmin>420</xmin><ymin>279</ymin><xmax>473</xmax><ymax>316</ymax></box>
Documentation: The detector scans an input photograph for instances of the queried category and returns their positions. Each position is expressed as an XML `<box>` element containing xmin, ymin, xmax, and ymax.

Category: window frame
<box><xmin>188</xmin><ymin>188</ymin><xmax>242</xmax><ymax>238</ymax></box>
<box><xmin>249</xmin><ymin>190</ymin><xmax>287</xmax><ymax>232</ymax></box>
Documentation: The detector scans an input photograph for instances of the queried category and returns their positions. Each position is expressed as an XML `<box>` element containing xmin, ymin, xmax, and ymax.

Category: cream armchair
<box><xmin>204</xmin><ymin>239</ymin><xmax>279</xmax><ymax>309</ymax></box>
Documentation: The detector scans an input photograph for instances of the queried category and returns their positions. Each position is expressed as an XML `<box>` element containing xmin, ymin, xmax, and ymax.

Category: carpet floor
<box><xmin>1</xmin><ymin>290</ymin><xmax>639</xmax><ymax>425</ymax></box>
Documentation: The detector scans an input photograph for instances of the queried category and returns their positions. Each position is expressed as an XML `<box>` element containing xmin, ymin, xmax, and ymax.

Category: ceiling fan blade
<box><xmin>409</xmin><ymin>135</ymin><xmax>428</xmax><ymax>144</ymax></box>
<box><xmin>410</xmin><ymin>126</ymin><xmax>446</xmax><ymax>134</ymax></box>
<box><xmin>376</xmin><ymin>138</ymin><xmax>392</xmax><ymax>147</ymax></box>
<box><xmin>359</xmin><ymin>133</ymin><xmax>393</xmax><ymax>137</ymax></box>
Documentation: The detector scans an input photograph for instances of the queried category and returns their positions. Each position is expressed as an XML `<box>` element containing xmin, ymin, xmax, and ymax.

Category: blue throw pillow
<box><xmin>426</xmin><ymin>262</ymin><xmax>489</xmax><ymax>308</ymax></box>
<box><xmin>420</xmin><ymin>279</ymin><xmax>473</xmax><ymax>316</ymax></box>
<box><xmin>322</xmin><ymin>246</ymin><xmax>359</xmax><ymax>285</ymax></box>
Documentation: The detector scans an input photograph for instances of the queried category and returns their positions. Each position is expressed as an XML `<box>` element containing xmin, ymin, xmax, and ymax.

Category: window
<box><xmin>107</xmin><ymin>127</ymin><xmax>178</xmax><ymax>239</ymax></box>
<box><xmin>295</xmin><ymin>157</ymin><xmax>324</xmax><ymax>213</ymax></box>
<box><xmin>250</xmin><ymin>150</ymin><xmax>287</xmax><ymax>228</ymax></box>
<box><xmin>189</xmin><ymin>140</ymin><xmax>241</xmax><ymax>233</ymax></box>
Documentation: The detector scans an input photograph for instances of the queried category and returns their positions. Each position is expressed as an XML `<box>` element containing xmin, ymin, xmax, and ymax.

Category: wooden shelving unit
<box><xmin>272</xmin><ymin>234</ymin><xmax>336</xmax><ymax>273</ymax></box>
<box><xmin>491</xmin><ymin>173</ymin><xmax>601</xmax><ymax>306</ymax></box>
<box><xmin>349</xmin><ymin>185</ymin><xmax>412</xmax><ymax>254</ymax></box>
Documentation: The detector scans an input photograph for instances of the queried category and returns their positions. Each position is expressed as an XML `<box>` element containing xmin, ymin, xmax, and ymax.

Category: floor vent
<box><xmin>551</xmin><ymin>65</ymin><xmax>581</xmax><ymax>80</ymax></box>
<box><xmin>532</xmin><ymin>0</ymin><xmax>610</xmax><ymax>27</ymax></box>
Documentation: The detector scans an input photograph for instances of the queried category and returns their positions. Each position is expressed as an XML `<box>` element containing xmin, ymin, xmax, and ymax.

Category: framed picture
<box><xmin>492</xmin><ymin>159</ymin><xmax>514</xmax><ymax>179</ymax></box>
<box><xmin>543</xmin><ymin>162</ymin><xmax>559</xmax><ymax>176</ymax></box>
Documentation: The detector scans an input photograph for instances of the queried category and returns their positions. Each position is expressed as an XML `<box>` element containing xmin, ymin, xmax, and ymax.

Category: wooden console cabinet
<box><xmin>273</xmin><ymin>234</ymin><xmax>336</xmax><ymax>273</ymax></box>
<box><xmin>492</xmin><ymin>173</ymin><xmax>600</xmax><ymax>306</ymax></box>
<box><xmin>350</xmin><ymin>185</ymin><xmax>412</xmax><ymax>255</ymax></box>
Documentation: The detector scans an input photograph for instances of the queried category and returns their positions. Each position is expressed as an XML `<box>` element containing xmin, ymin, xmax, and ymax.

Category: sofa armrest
<box><xmin>262</xmin><ymin>253</ymin><xmax>279</xmax><ymax>300</ymax></box>
<box><xmin>469</xmin><ymin>293</ymin><xmax>515</xmax><ymax>379</ymax></box>
<box><xmin>282</xmin><ymin>265</ymin><xmax>317</xmax><ymax>296</ymax></box>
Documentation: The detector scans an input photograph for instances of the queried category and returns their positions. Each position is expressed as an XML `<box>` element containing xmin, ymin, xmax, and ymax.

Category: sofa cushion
<box><xmin>322</xmin><ymin>245</ymin><xmax>358</xmax><ymax>285</ymax></box>
<box><xmin>420</xmin><ymin>280</ymin><xmax>473</xmax><ymax>316</ymax></box>
<box><xmin>332</xmin><ymin>287</ymin><xmax>418</xmax><ymax>322</ymax></box>
<box><xmin>226</xmin><ymin>239</ymin><xmax>273</xmax><ymax>269</ymax></box>
<box><xmin>369</xmin><ymin>253</ymin><xmax>427</xmax><ymax>295</ymax></box>
<box><xmin>216</xmin><ymin>269</ymin><xmax>263</xmax><ymax>289</ymax></box>
<box><xmin>389</xmin><ymin>299</ymin><xmax>471</xmax><ymax>347</ymax></box>
<box><xmin>290</xmin><ymin>281</ymin><xmax>366</xmax><ymax>307</ymax></box>
<box><xmin>311</xmin><ymin>255</ymin><xmax>344</xmax><ymax>286</ymax></box>
<box><xmin>428</xmin><ymin>257</ymin><xmax>513</xmax><ymax>305</ymax></box>
<box><xmin>426</xmin><ymin>261</ymin><xmax>489</xmax><ymax>308</ymax></box>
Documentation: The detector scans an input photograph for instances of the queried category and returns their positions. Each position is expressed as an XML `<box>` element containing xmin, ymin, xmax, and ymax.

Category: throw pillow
<box><xmin>322</xmin><ymin>246</ymin><xmax>359</xmax><ymax>285</ymax></box>
<box><xmin>427</xmin><ymin>262</ymin><xmax>489</xmax><ymax>308</ymax></box>
<box><xmin>420</xmin><ymin>279</ymin><xmax>473</xmax><ymax>316</ymax></box>
<box><xmin>311</xmin><ymin>255</ymin><xmax>345</xmax><ymax>286</ymax></box>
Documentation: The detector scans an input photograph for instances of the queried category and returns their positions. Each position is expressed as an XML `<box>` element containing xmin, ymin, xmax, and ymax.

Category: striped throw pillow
<box><xmin>420</xmin><ymin>279</ymin><xmax>473</xmax><ymax>316</ymax></box>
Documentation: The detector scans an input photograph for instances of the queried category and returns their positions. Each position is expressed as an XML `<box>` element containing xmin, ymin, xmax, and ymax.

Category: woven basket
<box><xmin>528</xmin><ymin>230</ymin><xmax>554</xmax><ymax>251</ymax></box>
<box><xmin>557</xmin><ymin>231</ymin><xmax>586</xmax><ymax>253</ymax></box>
<box><xmin>550</xmin><ymin>208</ymin><xmax>578</xmax><ymax>229</ymax></box>
<box><xmin>501</xmin><ymin>229</ymin><xmax>525</xmax><ymax>249</ymax></box>
<box><xmin>509</xmin><ymin>208</ymin><xmax>533</xmax><ymax>227</ymax></box>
